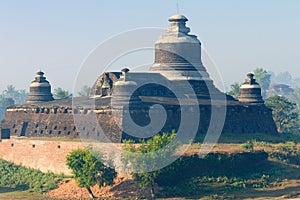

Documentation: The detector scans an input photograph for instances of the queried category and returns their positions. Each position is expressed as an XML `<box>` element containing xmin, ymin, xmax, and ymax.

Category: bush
<box><xmin>241</xmin><ymin>140</ymin><xmax>255</xmax><ymax>151</ymax></box>
<box><xmin>122</xmin><ymin>132</ymin><xmax>178</xmax><ymax>199</ymax></box>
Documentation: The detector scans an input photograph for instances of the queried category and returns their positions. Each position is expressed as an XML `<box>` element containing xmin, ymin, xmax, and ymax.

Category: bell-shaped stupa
<box><xmin>26</xmin><ymin>71</ymin><xmax>54</xmax><ymax>104</ymax></box>
<box><xmin>238</xmin><ymin>73</ymin><xmax>264</xmax><ymax>104</ymax></box>
<box><xmin>149</xmin><ymin>14</ymin><xmax>220</xmax><ymax>99</ymax></box>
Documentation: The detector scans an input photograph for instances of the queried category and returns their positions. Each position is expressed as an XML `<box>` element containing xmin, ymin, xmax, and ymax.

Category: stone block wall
<box><xmin>223</xmin><ymin>105</ymin><xmax>277</xmax><ymax>134</ymax></box>
<box><xmin>1</xmin><ymin>107</ymin><xmax>78</xmax><ymax>138</ymax></box>
<box><xmin>120</xmin><ymin>103</ymin><xmax>277</xmax><ymax>141</ymax></box>
<box><xmin>0</xmin><ymin>102</ymin><xmax>277</xmax><ymax>143</ymax></box>
<box><xmin>1</xmin><ymin>107</ymin><xmax>123</xmax><ymax>142</ymax></box>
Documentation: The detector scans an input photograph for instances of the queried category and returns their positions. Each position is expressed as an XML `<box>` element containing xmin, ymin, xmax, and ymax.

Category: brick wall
<box><xmin>0</xmin><ymin>139</ymin><xmax>125</xmax><ymax>175</ymax></box>
<box><xmin>0</xmin><ymin>139</ymin><xmax>84</xmax><ymax>175</ymax></box>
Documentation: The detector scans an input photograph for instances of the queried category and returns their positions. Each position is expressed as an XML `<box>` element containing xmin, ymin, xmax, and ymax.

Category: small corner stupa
<box><xmin>239</xmin><ymin>73</ymin><xmax>264</xmax><ymax>104</ymax></box>
<box><xmin>26</xmin><ymin>71</ymin><xmax>54</xmax><ymax>104</ymax></box>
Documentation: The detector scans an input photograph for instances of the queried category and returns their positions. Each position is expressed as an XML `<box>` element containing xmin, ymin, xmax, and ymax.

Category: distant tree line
<box><xmin>0</xmin><ymin>84</ymin><xmax>94</xmax><ymax>106</ymax></box>
<box><xmin>53</xmin><ymin>85</ymin><xmax>93</xmax><ymax>99</ymax></box>
<box><xmin>0</xmin><ymin>85</ymin><xmax>28</xmax><ymax>107</ymax></box>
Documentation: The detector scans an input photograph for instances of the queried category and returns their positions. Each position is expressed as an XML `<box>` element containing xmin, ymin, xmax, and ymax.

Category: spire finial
<box><xmin>167</xmin><ymin>14</ymin><xmax>190</xmax><ymax>35</ymax></box>
<box><xmin>177</xmin><ymin>2</ymin><xmax>180</xmax><ymax>14</ymax></box>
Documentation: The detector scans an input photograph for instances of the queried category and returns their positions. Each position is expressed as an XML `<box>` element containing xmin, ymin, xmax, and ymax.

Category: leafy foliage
<box><xmin>265</xmin><ymin>95</ymin><xmax>299</xmax><ymax>133</ymax></box>
<box><xmin>158</xmin><ymin>152</ymin><xmax>272</xmax><ymax>198</ymax></box>
<box><xmin>66</xmin><ymin>147</ymin><xmax>117</xmax><ymax>198</ymax></box>
<box><xmin>77</xmin><ymin>85</ymin><xmax>92</xmax><ymax>97</ymax></box>
<box><xmin>0</xmin><ymin>85</ymin><xmax>28</xmax><ymax>106</ymax></box>
<box><xmin>241</xmin><ymin>140</ymin><xmax>255</xmax><ymax>151</ymax></box>
<box><xmin>0</xmin><ymin>97</ymin><xmax>15</xmax><ymax>107</ymax></box>
<box><xmin>287</xmin><ymin>86</ymin><xmax>300</xmax><ymax>111</ymax></box>
<box><xmin>0</xmin><ymin>159</ymin><xmax>58</xmax><ymax>193</ymax></box>
<box><xmin>162</xmin><ymin>174</ymin><xmax>275</xmax><ymax>197</ymax></box>
<box><xmin>53</xmin><ymin>87</ymin><xmax>70</xmax><ymax>99</ymax></box>
<box><xmin>227</xmin><ymin>82</ymin><xmax>240</xmax><ymax>99</ymax></box>
<box><xmin>253</xmin><ymin>67</ymin><xmax>271</xmax><ymax>98</ymax></box>
<box><xmin>156</xmin><ymin>151</ymin><xmax>269</xmax><ymax>186</ymax></box>
<box><xmin>122</xmin><ymin>132</ymin><xmax>178</xmax><ymax>197</ymax></box>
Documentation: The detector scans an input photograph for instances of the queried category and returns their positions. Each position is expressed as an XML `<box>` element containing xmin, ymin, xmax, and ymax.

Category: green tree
<box><xmin>122</xmin><ymin>132</ymin><xmax>178</xmax><ymax>199</ymax></box>
<box><xmin>66</xmin><ymin>148</ymin><xmax>117</xmax><ymax>199</ymax></box>
<box><xmin>14</xmin><ymin>89</ymin><xmax>28</xmax><ymax>104</ymax></box>
<box><xmin>3</xmin><ymin>85</ymin><xmax>17</xmax><ymax>98</ymax></box>
<box><xmin>287</xmin><ymin>87</ymin><xmax>300</xmax><ymax>110</ymax></box>
<box><xmin>0</xmin><ymin>98</ymin><xmax>15</xmax><ymax>107</ymax></box>
<box><xmin>53</xmin><ymin>87</ymin><xmax>70</xmax><ymax>99</ymax></box>
<box><xmin>1</xmin><ymin>85</ymin><xmax>28</xmax><ymax>105</ymax></box>
<box><xmin>227</xmin><ymin>82</ymin><xmax>240</xmax><ymax>99</ymax></box>
<box><xmin>77</xmin><ymin>85</ymin><xmax>92</xmax><ymax>97</ymax></box>
<box><xmin>253</xmin><ymin>68</ymin><xmax>271</xmax><ymax>98</ymax></box>
<box><xmin>265</xmin><ymin>95</ymin><xmax>299</xmax><ymax>133</ymax></box>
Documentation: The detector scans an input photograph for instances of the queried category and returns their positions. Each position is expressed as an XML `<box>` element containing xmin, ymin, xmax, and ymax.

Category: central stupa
<box><xmin>149</xmin><ymin>14</ymin><xmax>222</xmax><ymax>99</ymax></box>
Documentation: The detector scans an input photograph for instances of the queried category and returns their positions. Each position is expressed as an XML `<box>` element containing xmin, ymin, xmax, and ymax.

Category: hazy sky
<box><xmin>1</xmin><ymin>0</ymin><xmax>300</xmax><ymax>92</ymax></box>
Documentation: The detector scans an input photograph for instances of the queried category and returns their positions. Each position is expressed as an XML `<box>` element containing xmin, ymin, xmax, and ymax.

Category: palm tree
<box><xmin>2</xmin><ymin>85</ymin><xmax>28</xmax><ymax>105</ymax></box>
<box><xmin>3</xmin><ymin>85</ymin><xmax>17</xmax><ymax>98</ymax></box>
<box><xmin>227</xmin><ymin>82</ymin><xmax>240</xmax><ymax>99</ymax></box>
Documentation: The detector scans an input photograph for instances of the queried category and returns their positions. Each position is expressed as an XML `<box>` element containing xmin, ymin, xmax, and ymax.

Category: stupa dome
<box><xmin>149</xmin><ymin>14</ymin><xmax>209</xmax><ymax>80</ymax></box>
<box><xmin>238</xmin><ymin>73</ymin><xmax>264</xmax><ymax>104</ymax></box>
<box><xmin>26</xmin><ymin>71</ymin><xmax>54</xmax><ymax>104</ymax></box>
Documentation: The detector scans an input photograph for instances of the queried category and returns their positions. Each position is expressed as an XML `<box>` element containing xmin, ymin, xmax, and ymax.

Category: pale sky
<box><xmin>1</xmin><ymin>0</ymin><xmax>300</xmax><ymax>92</ymax></box>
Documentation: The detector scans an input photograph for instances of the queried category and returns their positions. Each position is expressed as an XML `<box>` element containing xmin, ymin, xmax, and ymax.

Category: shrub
<box><xmin>66</xmin><ymin>147</ymin><xmax>117</xmax><ymax>199</ymax></box>
<box><xmin>241</xmin><ymin>140</ymin><xmax>254</xmax><ymax>151</ymax></box>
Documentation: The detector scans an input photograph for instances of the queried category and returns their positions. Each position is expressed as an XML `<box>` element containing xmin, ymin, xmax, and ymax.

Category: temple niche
<box><xmin>0</xmin><ymin>14</ymin><xmax>278</xmax><ymax>142</ymax></box>
<box><xmin>92</xmin><ymin>72</ymin><xmax>121</xmax><ymax>97</ymax></box>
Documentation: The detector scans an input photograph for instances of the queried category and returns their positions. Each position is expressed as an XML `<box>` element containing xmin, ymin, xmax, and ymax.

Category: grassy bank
<box><xmin>0</xmin><ymin>187</ymin><xmax>46</xmax><ymax>200</ymax></box>
<box><xmin>0</xmin><ymin>159</ymin><xmax>67</xmax><ymax>199</ymax></box>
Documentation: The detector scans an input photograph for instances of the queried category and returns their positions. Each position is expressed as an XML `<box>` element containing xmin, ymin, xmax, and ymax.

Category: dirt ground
<box><xmin>46</xmin><ymin>177</ymin><xmax>151</xmax><ymax>199</ymax></box>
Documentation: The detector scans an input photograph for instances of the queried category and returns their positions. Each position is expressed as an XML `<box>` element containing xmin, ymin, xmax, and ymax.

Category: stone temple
<box><xmin>0</xmin><ymin>14</ymin><xmax>278</xmax><ymax>142</ymax></box>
